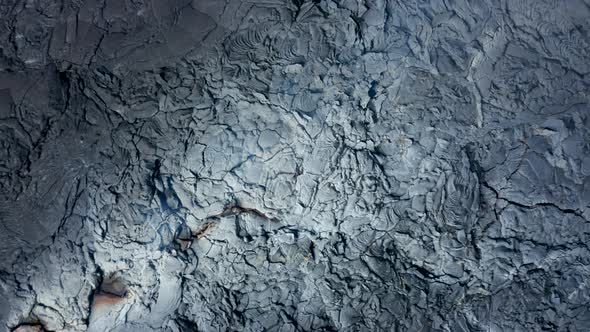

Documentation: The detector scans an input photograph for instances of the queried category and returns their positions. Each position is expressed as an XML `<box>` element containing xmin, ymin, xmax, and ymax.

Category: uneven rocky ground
<box><xmin>0</xmin><ymin>0</ymin><xmax>589</xmax><ymax>331</ymax></box>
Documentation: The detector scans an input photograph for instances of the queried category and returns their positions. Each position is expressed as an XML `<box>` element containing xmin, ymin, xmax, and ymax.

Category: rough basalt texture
<box><xmin>1</xmin><ymin>0</ymin><xmax>589</xmax><ymax>331</ymax></box>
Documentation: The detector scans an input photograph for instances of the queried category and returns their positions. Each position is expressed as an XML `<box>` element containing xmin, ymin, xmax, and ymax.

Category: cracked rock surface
<box><xmin>1</xmin><ymin>0</ymin><xmax>590</xmax><ymax>331</ymax></box>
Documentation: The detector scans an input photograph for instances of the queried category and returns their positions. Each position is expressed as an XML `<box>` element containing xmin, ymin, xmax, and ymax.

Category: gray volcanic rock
<box><xmin>1</xmin><ymin>0</ymin><xmax>590</xmax><ymax>331</ymax></box>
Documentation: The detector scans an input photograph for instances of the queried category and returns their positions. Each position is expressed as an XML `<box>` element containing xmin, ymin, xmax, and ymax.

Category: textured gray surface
<box><xmin>1</xmin><ymin>0</ymin><xmax>590</xmax><ymax>331</ymax></box>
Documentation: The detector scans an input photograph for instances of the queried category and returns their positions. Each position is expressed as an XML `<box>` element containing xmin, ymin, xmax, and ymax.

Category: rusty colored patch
<box><xmin>220</xmin><ymin>205</ymin><xmax>278</xmax><ymax>222</ymax></box>
<box><xmin>192</xmin><ymin>221</ymin><xmax>216</xmax><ymax>239</ymax></box>
<box><xmin>13</xmin><ymin>324</ymin><xmax>45</xmax><ymax>332</ymax></box>
<box><xmin>91</xmin><ymin>291</ymin><xmax>127</xmax><ymax>310</ymax></box>
<box><xmin>189</xmin><ymin>204</ymin><xmax>278</xmax><ymax>240</ymax></box>
<box><xmin>90</xmin><ymin>274</ymin><xmax>128</xmax><ymax>313</ymax></box>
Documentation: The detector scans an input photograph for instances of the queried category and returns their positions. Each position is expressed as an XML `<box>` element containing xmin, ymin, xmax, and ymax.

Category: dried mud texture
<box><xmin>1</xmin><ymin>0</ymin><xmax>590</xmax><ymax>331</ymax></box>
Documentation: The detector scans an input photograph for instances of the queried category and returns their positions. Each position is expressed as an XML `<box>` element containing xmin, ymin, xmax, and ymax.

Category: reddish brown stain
<box><xmin>220</xmin><ymin>205</ymin><xmax>277</xmax><ymax>221</ymax></box>
<box><xmin>13</xmin><ymin>324</ymin><xmax>44</xmax><ymax>332</ymax></box>
<box><xmin>91</xmin><ymin>291</ymin><xmax>126</xmax><ymax>310</ymax></box>
<box><xmin>192</xmin><ymin>221</ymin><xmax>216</xmax><ymax>239</ymax></box>
<box><xmin>190</xmin><ymin>204</ymin><xmax>277</xmax><ymax>240</ymax></box>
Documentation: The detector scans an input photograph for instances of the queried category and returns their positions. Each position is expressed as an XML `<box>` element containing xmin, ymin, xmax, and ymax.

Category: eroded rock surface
<box><xmin>1</xmin><ymin>0</ymin><xmax>589</xmax><ymax>331</ymax></box>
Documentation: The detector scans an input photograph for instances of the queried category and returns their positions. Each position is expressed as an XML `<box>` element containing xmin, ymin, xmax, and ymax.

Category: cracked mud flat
<box><xmin>0</xmin><ymin>0</ymin><xmax>589</xmax><ymax>331</ymax></box>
